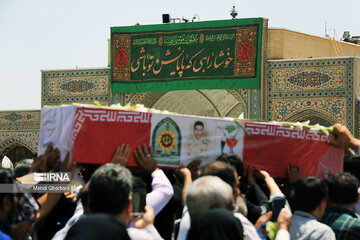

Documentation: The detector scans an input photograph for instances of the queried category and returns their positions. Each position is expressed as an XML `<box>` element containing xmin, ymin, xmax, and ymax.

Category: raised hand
<box><xmin>134</xmin><ymin>145</ymin><xmax>158</xmax><ymax>174</ymax></box>
<box><xmin>133</xmin><ymin>205</ymin><xmax>155</xmax><ymax>229</ymax></box>
<box><xmin>30</xmin><ymin>143</ymin><xmax>60</xmax><ymax>172</ymax></box>
<box><xmin>111</xmin><ymin>144</ymin><xmax>131</xmax><ymax>166</ymax></box>
<box><xmin>286</xmin><ymin>163</ymin><xmax>301</xmax><ymax>184</ymax></box>
<box><xmin>329</xmin><ymin>123</ymin><xmax>360</xmax><ymax>151</ymax></box>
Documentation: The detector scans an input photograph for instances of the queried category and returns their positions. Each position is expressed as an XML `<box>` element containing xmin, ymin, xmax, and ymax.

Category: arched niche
<box><xmin>146</xmin><ymin>89</ymin><xmax>247</xmax><ymax>118</ymax></box>
<box><xmin>284</xmin><ymin>108</ymin><xmax>338</xmax><ymax>127</ymax></box>
<box><xmin>0</xmin><ymin>137</ymin><xmax>36</xmax><ymax>164</ymax></box>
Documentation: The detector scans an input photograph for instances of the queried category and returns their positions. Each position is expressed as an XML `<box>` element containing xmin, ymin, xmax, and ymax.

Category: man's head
<box><xmin>88</xmin><ymin>164</ymin><xmax>132</xmax><ymax>218</ymax></box>
<box><xmin>14</xmin><ymin>159</ymin><xmax>33</xmax><ymax>178</ymax></box>
<box><xmin>216</xmin><ymin>154</ymin><xmax>244</xmax><ymax>178</ymax></box>
<box><xmin>194</xmin><ymin>121</ymin><xmax>204</xmax><ymax>140</ymax></box>
<box><xmin>344</xmin><ymin>155</ymin><xmax>360</xmax><ymax>183</ymax></box>
<box><xmin>326</xmin><ymin>172</ymin><xmax>359</xmax><ymax>207</ymax></box>
<box><xmin>295</xmin><ymin>177</ymin><xmax>327</xmax><ymax>218</ymax></box>
<box><xmin>186</xmin><ymin>176</ymin><xmax>234</xmax><ymax>220</ymax></box>
<box><xmin>199</xmin><ymin>161</ymin><xmax>239</xmax><ymax>196</ymax></box>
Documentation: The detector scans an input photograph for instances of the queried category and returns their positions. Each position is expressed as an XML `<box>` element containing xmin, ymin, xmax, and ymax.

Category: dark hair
<box><xmin>216</xmin><ymin>154</ymin><xmax>244</xmax><ymax>178</ymax></box>
<box><xmin>14</xmin><ymin>159</ymin><xmax>33</xmax><ymax>178</ymax></box>
<box><xmin>78</xmin><ymin>187</ymin><xmax>89</xmax><ymax>208</ymax></box>
<box><xmin>88</xmin><ymin>164</ymin><xmax>132</xmax><ymax>215</ymax></box>
<box><xmin>294</xmin><ymin>177</ymin><xmax>327</xmax><ymax>212</ymax></box>
<box><xmin>199</xmin><ymin>161</ymin><xmax>237</xmax><ymax>191</ymax></box>
<box><xmin>326</xmin><ymin>172</ymin><xmax>359</xmax><ymax>204</ymax></box>
<box><xmin>194</xmin><ymin>121</ymin><xmax>204</xmax><ymax>129</ymax></box>
<box><xmin>0</xmin><ymin>168</ymin><xmax>14</xmax><ymax>206</ymax></box>
<box><xmin>344</xmin><ymin>155</ymin><xmax>360</xmax><ymax>182</ymax></box>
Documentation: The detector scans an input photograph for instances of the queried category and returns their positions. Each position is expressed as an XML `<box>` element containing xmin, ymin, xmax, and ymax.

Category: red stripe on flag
<box><xmin>72</xmin><ymin>108</ymin><xmax>151</xmax><ymax>166</ymax></box>
<box><xmin>242</xmin><ymin>122</ymin><xmax>343</xmax><ymax>178</ymax></box>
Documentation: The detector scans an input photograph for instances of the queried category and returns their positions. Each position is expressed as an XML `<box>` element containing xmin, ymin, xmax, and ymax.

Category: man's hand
<box><xmin>254</xmin><ymin>211</ymin><xmax>272</xmax><ymax>229</ymax></box>
<box><xmin>174</xmin><ymin>166</ymin><xmax>191</xmax><ymax>181</ymax></box>
<box><xmin>329</xmin><ymin>123</ymin><xmax>360</xmax><ymax>151</ymax></box>
<box><xmin>134</xmin><ymin>145</ymin><xmax>157</xmax><ymax>174</ymax></box>
<box><xmin>133</xmin><ymin>205</ymin><xmax>155</xmax><ymax>229</ymax></box>
<box><xmin>286</xmin><ymin>163</ymin><xmax>301</xmax><ymax>184</ymax></box>
<box><xmin>277</xmin><ymin>208</ymin><xmax>291</xmax><ymax>231</ymax></box>
<box><xmin>247</xmin><ymin>166</ymin><xmax>257</xmax><ymax>187</ymax></box>
<box><xmin>257</xmin><ymin>168</ymin><xmax>283</xmax><ymax>195</ymax></box>
<box><xmin>30</xmin><ymin>143</ymin><xmax>60</xmax><ymax>173</ymax></box>
<box><xmin>252</xmin><ymin>168</ymin><xmax>270</xmax><ymax>182</ymax></box>
<box><xmin>111</xmin><ymin>144</ymin><xmax>131</xmax><ymax>166</ymax></box>
<box><xmin>186</xmin><ymin>160</ymin><xmax>201</xmax><ymax>178</ymax></box>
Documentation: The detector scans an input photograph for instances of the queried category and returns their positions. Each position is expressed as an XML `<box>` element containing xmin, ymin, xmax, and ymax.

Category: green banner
<box><xmin>111</xmin><ymin>18</ymin><xmax>263</xmax><ymax>93</ymax></box>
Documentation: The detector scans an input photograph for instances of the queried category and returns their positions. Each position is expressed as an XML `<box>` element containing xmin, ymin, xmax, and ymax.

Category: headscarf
<box><xmin>188</xmin><ymin>208</ymin><xmax>244</xmax><ymax>240</ymax></box>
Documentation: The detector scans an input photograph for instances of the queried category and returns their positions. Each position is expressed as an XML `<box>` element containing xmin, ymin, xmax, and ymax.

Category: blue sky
<box><xmin>0</xmin><ymin>0</ymin><xmax>359</xmax><ymax>110</ymax></box>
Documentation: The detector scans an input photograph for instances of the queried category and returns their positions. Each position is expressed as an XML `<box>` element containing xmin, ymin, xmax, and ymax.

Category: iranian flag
<box><xmin>38</xmin><ymin>105</ymin><xmax>343</xmax><ymax>179</ymax></box>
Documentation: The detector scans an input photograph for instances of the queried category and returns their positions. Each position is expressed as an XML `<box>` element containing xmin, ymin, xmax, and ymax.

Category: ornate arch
<box><xmin>0</xmin><ymin>136</ymin><xmax>37</xmax><ymax>157</ymax></box>
<box><xmin>116</xmin><ymin>90</ymin><xmax>250</xmax><ymax>118</ymax></box>
<box><xmin>226</xmin><ymin>89</ymin><xmax>249</xmax><ymax>118</ymax></box>
<box><xmin>114</xmin><ymin>92</ymin><xmax>167</xmax><ymax>107</ymax></box>
<box><xmin>284</xmin><ymin>108</ymin><xmax>338</xmax><ymax>127</ymax></box>
<box><xmin>148</xmin><ymin>90</ymin><xmax>248</xmax><ymax>118</ymax></box>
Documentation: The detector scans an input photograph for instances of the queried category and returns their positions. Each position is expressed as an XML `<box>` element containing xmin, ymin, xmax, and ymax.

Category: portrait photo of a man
<box><xmin>184</xmin><ymin>121</ymin><xmax>211</xmax><ymax>165</ymax></box>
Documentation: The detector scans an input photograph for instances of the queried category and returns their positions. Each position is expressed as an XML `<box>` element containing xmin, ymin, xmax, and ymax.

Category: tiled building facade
<box><xmin>1</xmin><ymin>23</ymin><xmax>360</xmax><ymax>163</ymax></box>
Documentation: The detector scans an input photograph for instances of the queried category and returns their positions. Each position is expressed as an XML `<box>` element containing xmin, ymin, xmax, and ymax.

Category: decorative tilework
<box><xmin>0</xmin><ymin>111</ymin><xmax>40</xmax><ymax>156</ymax></box>
<box><xmin>250</xmin><ymin>89</ymin><xmax>260</xmax><ymax>119</ymax></box>
<box><xmin>356</xmin><ymin>98</ymin><xmax>360</xmax><ymax>138</ymax></box>
<box><xmin>287</xmin><ymin>71</ymin><xmax>331</xmax><ymax>87</ymax></box>
<box><xmin>273</xmin><ymin>99</ymin><xmax>345</xmax><ymax>122</ymax></box>
<box><xmin>0</xmin><ymin>132</ymin><xmax>39</xmax><ymax>156</ymax></box>
<box><xmin>225</xmin><ymin>102</ymin><xmax>245</xmax><ymax>118</ymax></box>
<box><xmin>227</xmin><ymin>89</ymin><xmax>249</xmax><ymax>118</ymax></box>
<box><xmin>260</xmin><ymin>19</ymin><xmax>268</xmax><ymax>120</ymax></box>
<box><xmin>140</xmin><ymin>92</ymin><xmax>165</xmax><ymax>108</ymax></box>
<box><xmin>265</xmin><ymin>58</ymin><xmax>355</xmax><ymax>134</ymax></box>
<box><xmin>356</xmin><ymin>59</ymin><xmax>360</xmax><ymax>137</ymax></box>
<box><xmin>112</xmin><ymin>92</ymin><xmax>165</xmax><ymax>109</ymax></box>
<box><xmin>112</xmin><ymin>93</ymin><xmax>135</xmax><ymax>106</ymax></box>
<box><xmin>60</xmin><ymin>80</ymin><xmax>95</xmax><ymax>93</ymax></box>
<box><xmin>41</xmin><ymin>68</ymin><xmax>111</xmax><ymax>107</ymax></box>
<box><xmin>285</xmin><ymin>109</ymin><xmax>338</xmax><ymax>127</ymax></box>
<box><xmin>0</xmin><ymin>111</ymin><xmax>40</xmax><ymax>131</ymax></box>
<box><xmin>272</xmin><ymin>68</ymin><xmax>346</xmax><ymax>90</ymax></box>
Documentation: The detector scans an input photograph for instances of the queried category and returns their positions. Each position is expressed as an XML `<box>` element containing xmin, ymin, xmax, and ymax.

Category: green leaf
<box><xmin>225</xmin><ymin>125</ymin><xmax>236</xmax><ymax>133</ymax></box>
<box><xmin>94</xmin><ymin>101</ymin><xmax>102</xmax><ymax>107</ymax></box>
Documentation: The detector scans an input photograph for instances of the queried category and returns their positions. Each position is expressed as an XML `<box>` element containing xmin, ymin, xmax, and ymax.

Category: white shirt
<box><xmin>289</xmin><ymin>211</ymin><xmax>335</xmax><ymax>240</ymax></box>
<box><xmin>128</xmin><ymin>225</ymin><xmax>163</xmax><ymax>240</ymax></box>
<box><xmin>52</xmin><ymin>169</ymin><xmax>173</xmax><ymax>240</ymax></box>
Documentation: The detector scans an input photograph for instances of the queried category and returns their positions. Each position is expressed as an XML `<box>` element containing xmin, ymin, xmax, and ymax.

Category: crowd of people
<box><xmin>0</xmin><ymin>123</ymin><xmax>359</xmax><ymax>240</ymax></box>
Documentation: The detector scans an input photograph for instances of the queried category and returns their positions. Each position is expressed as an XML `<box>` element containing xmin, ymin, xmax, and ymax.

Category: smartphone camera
<box><xmin>270</xmin><ymin>197</ymin><xmax>286</xmax><ymax>222</ymax></box>
<box><xmin>132</xmin><ymin>177</ymin><xmax>147</xmax><ymax>217</ymax></box>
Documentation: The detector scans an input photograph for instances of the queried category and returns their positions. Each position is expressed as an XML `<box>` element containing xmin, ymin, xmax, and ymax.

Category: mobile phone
<box><xmin>132</xmin><ymin>188</ymin><xmax>147</xmax><ymax>217</ymax></box>
<box><xmin>271</xmin><ymin>197</ymin><xmax>286</xmax><ymax>222</ymax></box>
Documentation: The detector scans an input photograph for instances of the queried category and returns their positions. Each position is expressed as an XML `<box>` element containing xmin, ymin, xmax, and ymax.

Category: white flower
<box><xmin>223</xmin><ymin>117</ymin><xmax>234</xmax><ymax>121</ymax></box>
<box><xmin>293</xmin><ymin>122</ymin><xmax>303</xmax><ymax>131</ymax></box>
<box><xmin>148</xmin><ymin>108</ymin><xmax>161</xmax><ymax>113</ymax></box>
<box><xmin>135</xmin><ymin>104</ymin><xmax>148</xmax><ymax>112</ymax></box>
<box><xmin>302</xmin><ymin>120</ymin><xmax>310</xmax><ymax>126</ymax></box>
